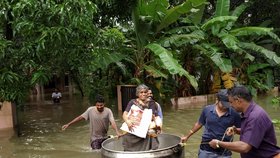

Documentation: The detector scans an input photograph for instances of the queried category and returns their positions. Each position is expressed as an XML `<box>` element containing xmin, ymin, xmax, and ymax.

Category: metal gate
<box><xmin>117</xmin><ymin>85</ymin><xmax>137</xmax><ymax>112</ymax></box>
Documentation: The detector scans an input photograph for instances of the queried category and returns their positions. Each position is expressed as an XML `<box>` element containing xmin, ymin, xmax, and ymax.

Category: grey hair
<box><xmin>136</xmin><ymin>84</ymin><xmax>149</xmax><ymax>97</ymax></box>
<box><xmin>228</xmin><ymin>85</ymin><xmax>252</xmax><ymax>102</ymax></box>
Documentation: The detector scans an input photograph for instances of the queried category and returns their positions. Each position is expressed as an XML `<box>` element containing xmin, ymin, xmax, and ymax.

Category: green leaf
<box><xmin>31</xmin><ymin>71</ymin><xmax>51</xmax><ymax>85</ymax></box>
<box><xmin>143</xmin><ymin>65</ymin><xmax>168</xmax><ymax>79</ymax></box>
<box><xmin>215</xmin><ymin>0</ymin><xmax>230</xmax><ymax>17</ymax></box>
<box><xmin>194</xmin><ymin>44</ymin><xmax>232</xmax><ymax>72</ymax></box>
<box><xmin>239</xmin><ymin>42</ymin><xmax>280</xmax><ymax>65</ymax></box>
<box><xmin>226</xmin><ymin>2</ymin><xmax>251</xmax><ymax>29</ymax></box>
<box><xmin>166</xmin><ymin>26</ymin><xmax>198</xmax><ymax>34</ymax></box>
<box><xmin>219</xmin><ymin>33</ymin><xmax>240</xmax><ymax>51</ymax></box>
<box><xmin>157</xmin><ymin>0</ymin><xmax>206</xmax><ymax>32</ymax></box>
<box><xmin>91</xmin><ymin>52</ymin><xmax>126</xmax><ymax>71</ymax></box>
<box><xmin>230</xmin><ymin>27</ymin><xmax>280</xmax><ymax>44</ymax></box>
<box><xmin>146</xmin><ymin>43</ymin><xmax>198</xmax><ymax>89</ymax></box>
<box><xmin>0</xmin><ymin>69</ymin><xmax>20</xmax><ymax>84</ymax></box>
<box><xmin>231</xmin><ymin>2</ymin><xmax>251</xmax><ymax>17</ymax></box>
<box><xmin>231</xmin><ymin>27</ymin><xmax>273</xmax><ymax>36</ymax></box>
<box><xmin>160</xmin><ymin>33</ymin><xmax>204</xmax><ymax>47</ymax></box>
<box><xmin>188</xmin><ymin>3</ymin><xmax>206</xmax><ymax>24</ymax></box>
<box><xmin>247</xmin><ymin>63</ymin><xmax>270</xmax><ymax>75</ymax></box>
<box><xmin>201</xmin><ymin>16</ymin><xmax>238</xmax><ymax>31</ymax></box>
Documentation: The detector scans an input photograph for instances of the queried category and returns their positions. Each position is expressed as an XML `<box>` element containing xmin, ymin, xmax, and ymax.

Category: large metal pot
<box><xmin>101</xmin><ymin>133</ymin><xmax>184</xmax><ymax>158</ymax></box>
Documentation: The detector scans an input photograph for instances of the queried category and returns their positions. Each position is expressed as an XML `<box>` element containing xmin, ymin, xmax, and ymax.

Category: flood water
<box><xmin>1</xmin><ymin>92</ymin><xmax>280</xmax><ymax>158</ymax></box>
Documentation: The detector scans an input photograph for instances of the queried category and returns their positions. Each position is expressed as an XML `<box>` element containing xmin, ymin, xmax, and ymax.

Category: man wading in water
<box><xmin>52</xmin><ymin>88</ymin><xmax>62</xmax><ymax>104</ymax></box>
<box><xmin>181</xmin><ymin>89</ymin><xmax>241</xmax><ymax>158</ymax></box>
<box><xmin>62</xmin><ymin>94</ymin><xmax>120</xmax><ymax>149</ymax></box>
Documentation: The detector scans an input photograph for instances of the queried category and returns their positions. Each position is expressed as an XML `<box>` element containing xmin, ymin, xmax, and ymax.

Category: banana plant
<box><xmin>150</xmin><ymin>0</ymin><xmax>280</xmax><ymax>93</ymax></box>
<box><xmin>127</xmin><ymin>0</ymin><xmax>206</xmax><ymax>90</ymax></box>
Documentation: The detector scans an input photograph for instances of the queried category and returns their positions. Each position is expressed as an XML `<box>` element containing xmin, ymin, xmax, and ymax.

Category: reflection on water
<box><xmin>0</xmin><ymin>92</ymin><xmax>280</xmax><ymax>158</ymax></box>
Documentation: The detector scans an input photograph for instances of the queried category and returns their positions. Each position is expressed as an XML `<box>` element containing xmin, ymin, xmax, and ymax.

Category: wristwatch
<box><xmin>216</xmin><ymin>140</ymin><xmax>220</xmax><ymax>148</ymax></box>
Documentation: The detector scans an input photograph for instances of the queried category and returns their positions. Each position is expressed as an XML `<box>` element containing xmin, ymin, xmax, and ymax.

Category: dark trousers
<box><xmin>91</xmin><ymin>138</ymin><xmax>108</xmax><ymax>150</ymax></box>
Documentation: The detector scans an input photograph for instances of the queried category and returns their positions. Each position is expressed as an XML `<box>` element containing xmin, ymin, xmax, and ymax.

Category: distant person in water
<box><xmin>62</xmin><ymin>94</ymin><xmax>120</xmax><ymax>150</ymax></box>
<box><xmin>52</xmin><ymin>88</ymin><xmax>62</xmax><ymax>103</ymax></box>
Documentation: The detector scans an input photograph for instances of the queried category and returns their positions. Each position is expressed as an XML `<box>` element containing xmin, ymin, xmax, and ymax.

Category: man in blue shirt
<box><xmin>181</xmin><ymin>89</ymin><xmax>241</xmax><ymax>158</ymax></box>
<box><xmin>209</xmin><ymin>85</ymin><xmax>280</xmax><ymax>158</ymax></box>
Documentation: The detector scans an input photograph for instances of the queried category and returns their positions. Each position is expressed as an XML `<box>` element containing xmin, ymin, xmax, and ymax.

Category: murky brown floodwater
<box><xmin>0</xmin><ymin>92</ymin><xmax>280</xmax><ymax>158</ymax></box>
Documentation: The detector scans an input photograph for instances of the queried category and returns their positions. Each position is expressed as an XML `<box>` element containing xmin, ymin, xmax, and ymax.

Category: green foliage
<box><xmin>272</xmin><ymin>119</ymin><xmax>280</xmax><ymax>129</ymax></box>
<box><xmin>191</xmin><ymin>45</ymin><xmax>230</xmax><ymax>73</ymax></box>
<box><xmin>90</xmin><ymin>51</ymin><xmax>126</xmax><ymax>71</ymax></box>
<box><xmin>1</xmin><ymin>0</ymin><xmax>280</xmax><ymax>103</ymax></box>
<box><xmin>201</xmin><ymin>16</ymin><xmax>238</xmax><ymax>33</ymax></box>
<box><xmin>214</xmin><ymin>0</ymin><xmax>230</xmax><ymax>17</ymax></box>
<box><xmin>121</xmin><ymin>0</ymin><xmax>206</xmax><ymax>93</ymax></box>
<box><xmin>157</xmin><ymin>0</ymin><xmax>206</xmax><ymax>32</ymax></box>
<box><xmin>245</xmin><ymin>64</ymin><xmax>273</xmax><ymax>94</ymax></box>
<box><xmin>271</xmin><ymin>95</ymin><xmax>280</xmax><ymax>126</ymax></box>
<box><xmin>31</xmin><ymin>69</ymin><xmax>51</xmax><ymax>85</ymax></box>
<box><xmin>272</xmin><ymin>97</ymin><xmax>280</xmax><ymax>104</ymax></box>
<box><xmin>143</xmin><ymin>65</ymin><xmax>168</xmax><ymax>79</ymax></box>
<box><xmin>238</xmin><ymin>42</ymin><xmax>280</xmax><ymax>65</ymax></box>
<box><xmin>0</xmin><ymin>0</ymin><xmax>123</xmax><ymax>102</ymax></box>
<box><xmin>149</xmin><ymin>0</ymin><xmax>280</xmax><ymax>95</ymax></box>
<box><xmin>146</xmin><ymin>43</ymin><xmax>198</xmax><ymax>89</ymax></box>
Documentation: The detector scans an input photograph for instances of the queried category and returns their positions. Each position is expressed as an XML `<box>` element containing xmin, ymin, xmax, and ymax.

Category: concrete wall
<box><xmin>0</xmin><ymin>101</ymin><xmax>14</xmax><ymax>129</ymax></box>
<box><xmin>171</xmin><ymin>94</ymin><xmax>216</xmax><ymax>109</ymax></box>
<box><xmin>0</xmin><ymin>127</ymin><xmax>15</xmax><ymax>156</ymax></box>
<box><xmin>170</xmin><ymin>87</ymin><xmax>279</xmax><ymax>109</ymax></box>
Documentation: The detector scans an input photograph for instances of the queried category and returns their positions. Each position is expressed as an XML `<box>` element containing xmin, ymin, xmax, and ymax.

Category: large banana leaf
<box><xmin>230</xmin><ymin>27</ymin><xmax>280</xmax><ymax>43</ymax></box>
<box><xmin>246</xmin><ymin>64</ymin><xmax>273</xmax><ymax>93</ymax></box>
<box><xmin>219</xmin><ymin>32</ymin><xmax>240</xmax><ymax>51</ymax></box>
<box><xmin>138</xmin><ymin>0</ymin><xmax>169</xmax><ymax>22</ymax></box>
<box><xmin>156</xmin><ymin>0</ymin><xmax>206</xmax><ymax>32</ymax></box>
<box><xmin>91</xmin><ymin>51</ymin><xmax>126</xmax><ymax>71</ymax></box>
<box><xmin>190</xmin><ymin>4</ymin><xmax>206</xmax><ymax>24</ymax></box>
<box><xmin>133</xmin><ymin>0</ymin><xmax>170</xmax><ymax>49</ymax></box>
<box><xmin>146</xmin><ymin>43</ymin><xmax>198</xmax><ymax>89</ymax></box>
<box><xmin>238</xmin><ymin>42</ymin><xmax>280</xmax><ymax>65</ymax></box>
<box><xmin>194</xmin><ymin>43</ymin><xmax>232</xmax><ymax>72</ymax></box>
<box><xmin>159</xmin><ymin>29</ymin><xmax>205</xmax><ymax>47</ymax></box>
<box><xmin>218</xmin><ymin>32</ymin><xmax>255</xmax><ymax>61</ymax></box>
<box><xmin>143</xmin><ymin>65</ymin><xmax>168</xmax><ymax>79</ymax></box>
<box><xmin>214</xmin><ymin>0</ymin><xmax>230</xmax><ymax>17</ymax></box>
<box><xmin>159</xmin><ymin>33</ymin><xmax>205</xmax><ymax>47</ymax></box>
<box><xmin>115</xmin><ymin>62</ymin><xmax>129</xmax><ymax>77</ymax></box>
<box><xmin>231</xmin><ymin>2</ymin><xmax>251</xmax><ymax>17</ymax></box>
<box><xmin>201</xmin><ymin>16</ymin><xmax>238</xmax><ymax>31</ymax></box>
<box><xmin>247</xmin><ymin>63</ymin><xmax>270</xmax><ymax>75</ymax></box>
<box><xmin>166</xmin><ymin>26</ymin><xmax>199</xmax><ymax>34</ymax></box>
<box><xmin>226</xmin><ymin>2</ymin><xmax>251</xmax><ymax>30</ymax></box>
